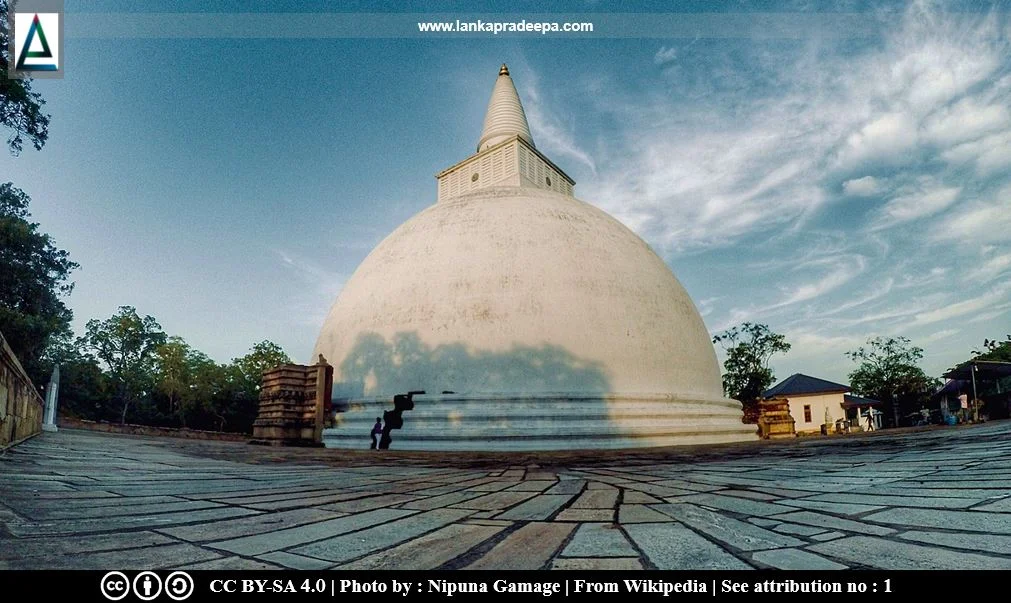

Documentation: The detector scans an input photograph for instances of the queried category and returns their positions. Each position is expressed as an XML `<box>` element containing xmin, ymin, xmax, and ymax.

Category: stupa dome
<box><xmin>314</xmin><ymin>65</ymin><xmax>755</xmax><ymax>450</ymax></box>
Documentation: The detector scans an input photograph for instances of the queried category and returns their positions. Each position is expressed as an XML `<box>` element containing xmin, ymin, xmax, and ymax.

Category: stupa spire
<box><xmin>477</xmin><ymin>63</ymin><xmax>534</xmax><ymax>152</ymax></box>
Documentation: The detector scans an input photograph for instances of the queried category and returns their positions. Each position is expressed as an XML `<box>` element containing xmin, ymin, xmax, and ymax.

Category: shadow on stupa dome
<box><xmin>334</xmin><ymin>331</ymin><xmax>611</xmax><ymax>399</ymax></box>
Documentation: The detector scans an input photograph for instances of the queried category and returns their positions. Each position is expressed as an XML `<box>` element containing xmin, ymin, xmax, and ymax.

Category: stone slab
<box><xmin>752</xmin><ymin>548</ymin><xmax>847</xmax><ymax>570</ymax></box>
<box><xmin>561</xmin><ymin>522</ymin><xmax>637</xmax><ymax>558</ymax></box>
<box><xmin>507</xmin><ymin>481</ymin><xmax>555</xmax><ymax>492</ymax></box>
<box><xmin>772</xmin><ymin>523</ymin><xmax>826</xmax><ymax>536</ymax></box>
<box><xmin>465</xmin><ymin>522</ymin><xmax>574</xmax><ymax>570</ymax></box>
<box><xmin>6</xmin><ymin>507</ymin><xmax>261</xmax><ymax>537</ymax></box>
<box><xmin>621</xmin><ymin>491</ymin><xmax>662</xmax><ymax>504</ymax></box>
<box><xmin>257</xmin><ymin>551</ymin><xmax>335</xmax><ymax>570</ymax></box>
<box><xmin>551</xmin><ymin>557</ymin><xmax>643</xmax><ymax>570</ymax></box>
<box><xmin>159</xmin><ymin>508</ymin><xmax>344</xmax><ymax>542</ymax></box>
<box><xmin>809</xmin><ymin>536</ymin><xmax>1011</xmax><ymax>569</ymax></box>
<box><xmin>317</xmin><ymin>493</ymin><xmax>421</xmax><ymax>513</ymax></box>
<box><xmin>554</xmin><ymin>508</ymin><xmax>614</xmax><ymax>522</ymax></box>
<box><xmin>340</xmin><ymin>522</ymin><xmax>507</xmax><ymax>570</ymax></box>
<box><xmin>671</xmin><ymin>494</ymin><xmax>796</xmax><ymax>517</ymax></box>
<box><xmin>400</xmin><ymin>491</ymin><xmax>485</xmax><ymax>511</ymax></box>
<box><xmin>178</xmin><ymin>557</ymin><xmax>283</xmax><ymax>570</ymax></box>
<box><xmin>899</xmin><ymin>530</ymin><xmax>1011</xmax><ymax>555</ymax></box>
<box><xmin>777</xmin><ymin>499</ymin><xmax>884</xmax><ymax>515</ymax></box>
<box><xmin>570</xmin><ymin>489</ymin><xmax>618</xmax><ymax>509</ymax></box>
<box><xmin>292</xmin><ymin>508</ymin><xmax>473</xmax><ymax>563</ymax></box>
<box><xmin>1</xmin><ymin>542</ymin><xmax>221</xmax><ymax>570</ymax></box>
<box><xmin>28</xmin><ymin>499</ymin><xmax>224</xmax><ymax>520</ymax></box>
<box><xmin>452</xmin><ymin>491</ymin><xmax>538</xmax><ymax>511</ymax></box>
<box><xmin>209</xmin><ymin>508</ymin><xmax>416</xmax><ymax>556</ymax></box>
<box><xmin>769</xmin><ymin>511</ymin><xmax>896</xmax><ymax>536</ymax></box>
<box><xmin>863</xmin><ymin>508</ymin><xmax>1011</xmax><ymax>534</ymax></box>
<box><xmin>0</xmin><ymin>531</ymin><xmax>175</xmax><ymax>560</ymax></box>
<box><xmin>619</xmin><ymin>504</ymin><xmax>673</xmax><ymax>524</ymax></box>
<box><xmin>242</xmin><ymin>493</ymin><xmax>371</xmax><ymax>511</ymax></box>
<box><xmin>544</xmin><ymin>480</ymin><xmax>585</xmax><ymax>495</ymax></box>
<box><xmin>495</xmin><ymin>495</ymin><xmax>575</xmax><ymax>521</ymax></box>
<box><xmin>970</xmin><ymin>497</ymin><xmax>1011</xmax><ymax>512</ymax></box>
<box><xmin>652</xmin><ymin>504</ymin><xmax>803</xmax><ymax>551</ymax></box>
<box><xmin>624</xmin><ymin>523</ymin><xmax>752</xmax><ymax>569</ymax></box>
<box><xmin>809</xmin><ymin>492</ymin><xmax>984</xmax><ymax>509</ymax></box>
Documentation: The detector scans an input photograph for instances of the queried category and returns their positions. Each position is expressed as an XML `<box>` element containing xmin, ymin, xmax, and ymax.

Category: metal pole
<box><xmin>971</xmin><ymin>363</ymin><xmax>978</xmax><ymax>423</ymax></box>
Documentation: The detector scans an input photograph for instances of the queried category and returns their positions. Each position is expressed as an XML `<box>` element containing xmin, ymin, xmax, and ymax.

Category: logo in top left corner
<box><xmin>11</xmin><ymin>10</ymin><xmax>61</xmax><ymax>76</ymax></box>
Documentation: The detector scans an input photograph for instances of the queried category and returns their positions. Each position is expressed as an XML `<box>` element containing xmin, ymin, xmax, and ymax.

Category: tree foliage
<box><xmin>713</xmin><ymin>323</ymin><xmax>791</xmax><ymax>420</ymax></box>
<box><xmin>80</xmin><ymin>306</ymin><xmax>167</xmax><ymax>424</ymax></box>
<box><xmin>846</xmin><ymin>336</ymin><xmax>937</xmax><ymax>427</ymax></box>
<box><xmin>116</xmin><ymin>335</ymin><xmax>292</xmax><ymax>432</ymax></box>
<box><xmin>52</xmin><ymin>307</ymin><xmax>292</xmax><ymax>433</ymax></box>
<box><xmin>233</xmin><ymin>340</ymin><xmax>292</xmax><ymax>396</ymax></box>
<box><xmin>0</xmin><ymin>182</ymin><xmax>78</xmax><ymax>383</ymax></box>
<box><xmin>39</xmin><ymin>330</ymin><xmax>109</xmax><ymax>420</ymax></box>
<box><xmin>973</xmin><ymin>335</ymin><xmax>1011</xmax><ymax>363</ymax></box>
<box><xmin>0</xmin><ymin>1</ymin><xmax>51</xmax><ymax>154</ymax></box>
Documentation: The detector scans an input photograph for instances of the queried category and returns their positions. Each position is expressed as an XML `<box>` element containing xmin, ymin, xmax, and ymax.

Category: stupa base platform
<box><xmin>324</xmin><ymin>393</ymin><xmax>757</xmax><ymax>451</ymax></box>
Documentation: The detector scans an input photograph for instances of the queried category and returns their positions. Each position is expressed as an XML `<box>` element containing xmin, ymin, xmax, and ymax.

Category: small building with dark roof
<box><xmin>764</xmin><ymin>373</ymin><xmax>882</xmax><ymax>433</ymax></box>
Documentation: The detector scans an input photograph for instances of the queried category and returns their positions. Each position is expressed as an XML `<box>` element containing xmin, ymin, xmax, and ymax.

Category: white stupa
<box><xmin>314</xmin><ymin>64</ymin><xmax>755</xmax><ymax>450</ymax></box>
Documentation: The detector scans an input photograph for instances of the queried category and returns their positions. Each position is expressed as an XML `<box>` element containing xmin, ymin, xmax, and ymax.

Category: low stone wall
<box><xmin>59</xmin><ymin>417</ymin><xmax>248</xmax><ymax>442</ymax></box>
<box><xmin>0</xmin><ymin>330</ymin><xmax>45</xmax><ymax>449</ymax></box>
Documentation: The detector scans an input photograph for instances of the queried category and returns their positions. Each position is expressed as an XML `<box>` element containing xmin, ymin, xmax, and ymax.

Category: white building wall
<box><xmin>438</xmin><ymin>139</ymin><xmax>573</xmax><ymax>203</ymax></box>
<box><xmin>785</xmin><ymin>392</ymin><xmax>846</xmax><ymax>433</ymax></box>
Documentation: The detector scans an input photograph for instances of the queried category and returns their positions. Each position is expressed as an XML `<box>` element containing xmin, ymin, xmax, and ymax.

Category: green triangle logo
<box><xmin>16</xmin><ymin>14</ymin><xmax>58</xmax><ymax>71</ymax></box>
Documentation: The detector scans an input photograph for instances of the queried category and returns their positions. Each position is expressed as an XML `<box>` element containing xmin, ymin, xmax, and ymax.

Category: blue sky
<box><xmin>2</xmin><ymin>0</ymin><xmax>1009</xmax><ymax>384</ymax></box>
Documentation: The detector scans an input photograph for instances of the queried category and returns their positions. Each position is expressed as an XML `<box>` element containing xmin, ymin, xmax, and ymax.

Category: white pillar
<box><xmin>42</xmin><ymin>365</ymin><xmax>59</xmax><ymax>432</ymax></box>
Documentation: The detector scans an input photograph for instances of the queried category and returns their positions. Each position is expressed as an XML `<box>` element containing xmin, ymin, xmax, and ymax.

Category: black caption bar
<box><xmin>4</xmin><ymin>570</ymin><xmax>997</xmax><ymax>602</ymax></box>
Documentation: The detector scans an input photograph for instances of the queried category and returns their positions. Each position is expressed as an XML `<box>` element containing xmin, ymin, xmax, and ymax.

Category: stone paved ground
<box><xmin>2</xmin><ymin>423</ymin><xmax>1011</xmax><ymax>570</ymax></box>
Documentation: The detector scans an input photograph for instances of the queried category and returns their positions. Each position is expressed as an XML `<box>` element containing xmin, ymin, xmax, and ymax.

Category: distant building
<box><xmin>764</xmin><ymin>373</ymin><xmax>882</xmax><ymax>434</ymax></box>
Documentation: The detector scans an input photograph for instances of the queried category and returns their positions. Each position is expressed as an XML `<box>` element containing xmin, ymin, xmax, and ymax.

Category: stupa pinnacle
<box><xmin>477</xmin><ymin>63</ymin><xmax>534</xmax><ymax>152</ymax></box>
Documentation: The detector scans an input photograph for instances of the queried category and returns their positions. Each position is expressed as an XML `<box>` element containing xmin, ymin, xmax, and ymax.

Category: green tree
<box><xmin>0</xmin><ymin>182</ymin><xmax>78</xmax><ymax>383</ymax></box>
<box><xmin>223</xmin><ymin>341</ymin><xmax>292</xmax><ymax>432</ymax></box>
<box><xmin>154</xmin><ymin>337</ymin><xmax>194</xmax><ymax>417</ymax></box>
<box><xmin>81</xmin><ymin>306</ymin><xmax>166</xmax><ymax>424</ymax></box>
<box><xmin>0</xmin><ymin>1</ymin><xmax>51</xmax><ymax>154</ymax></box>
<box><xmin>233</xmin><ymin>340</ymin><xmax>292</xmax><ymax>396</ymax></box>
<box><xmin>713</xmin><ymin>323</ymin><xmax>791</xmax><ymax>422</ymax></box>
<box><xmin>973</xmin><ymin>335</ymin><xmax>1011</xmax><ymax>363</ymax></box>
<box><xmin>846</xmin><ymin>336</ymin><xmax>937</xmax><ymax>427</ymax></box>
<box><xmin>39</xmin><ymin>331</ymin><xmax>108</xmax><ymax>421</ymax></box>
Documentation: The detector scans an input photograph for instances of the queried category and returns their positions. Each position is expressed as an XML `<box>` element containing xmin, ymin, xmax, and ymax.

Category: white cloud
<box><xmin>576</xmin><ymin>4</ymin><xmax>1008</xmax><ymax>252</ymax></box>
<box><xmin>774</xmin><ymin>255</ymin><xmax>867</xmax><ymax>308</ymax></box>
<box><xmin>871</xmin><ymin>180</ymin><xmax>960</xmax><ymax>229</ymax></box>
<box><xmin>923</xmin><ymin>97</ymin><xmax>1009</xmax><ymax>146</ymax></box>
<box><xmin>941</xmin><ymin>130</ymin><xmax>1011</xmax><ymax>174</ymax></box>
<box><xmin>842</xmin><ymin>176</ymin><xmax>881</xmax><ymax>196</ymax></box>
<box><xmin>533</xmin><ymin>3</ymin><xmax>1011</xmax><ymax>379</ymax></box>
<box><xmin>920</xmin><ymin>328</ymin><xmax>959</xmax><ymax>344</ymax></box>
<box><xmin>275</xmin><ymin>248</ymin><xmax>346</xmax><ymax>326</ymax></box>
<box><xmin>964</xmin><ymin>251</ymin><xmax>1011</xmax><ymax>284</ymax></box>
<box><xmin>521</xmin><ymin>74</ymin><xmax>597</xmax><ymax>174</ymax></box>
<box><xmin>654</xmin><ymin>46</ymin><xmax>677</xmax><ymax>66</ymax></box>
<box><xmin>967</xmin><ymin>303</ymin><xmax>1011</xmax><ymax>324</ymax></box>
<box><xmin>929</xmin><ymin>184</ymin><xmax>1011</xmax><ymax>244</ymax></box>
<box><xmin>821</xmin><ymin>278</ymin><xmax>895</xmax><ymax>316</ymax></box>
<box><xmin>911</xmin><ymin>281</ymin><xmax>1011</xmax><ymax>326</ymax></box>
<box><xmin>838</xmin><ymin>113</ymin><xmax>919</xmax><ymax>167</ymax></box>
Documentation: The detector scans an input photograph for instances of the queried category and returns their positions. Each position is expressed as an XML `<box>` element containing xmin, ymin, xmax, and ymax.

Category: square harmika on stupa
<box><xmin>313</xmin><ymin>64</ymin><xmax>755</xmax><ymax>450</ymax></box>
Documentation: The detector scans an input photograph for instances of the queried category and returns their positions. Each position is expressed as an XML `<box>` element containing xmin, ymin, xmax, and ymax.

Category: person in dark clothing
<box><xmin>370</xmin><ymin>417</ymin><xmax>382</xmax><ymax>450</ymax></box>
